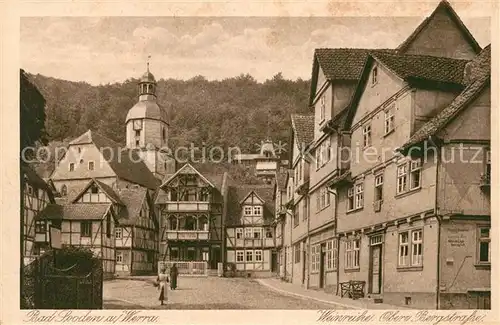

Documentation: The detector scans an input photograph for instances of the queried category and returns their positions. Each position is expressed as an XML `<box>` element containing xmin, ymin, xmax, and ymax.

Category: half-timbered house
<box><xmin>225</xmin><ymin>184</ymin><xmax>276</xmax><ymax>276</ymax></box>
<box><xmin>21</xmin><ymin>163</ymin><xmax>56</xmax><ymax>263</ymax></box>
<box><xmin>155</xmin><ymin>163</ymin><xmax>227</xmax><ymax>274</ymax></box>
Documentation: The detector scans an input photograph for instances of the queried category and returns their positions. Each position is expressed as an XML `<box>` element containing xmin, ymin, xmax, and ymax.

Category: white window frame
<box><xmin>115</xmin><ymin>227</ymin><xmax>122</xmax><ymax>239</ymax></box>
<box><xmin>354</xmin><ymin>183</ymin><xmax>364</xmax><ymax>209</ymax></box>
<box><xmin>384</xmin><ymin>104</ymin><xmax>395</xmax><ymax>135</ymax></box>
<box><xmin>311</xmin><ymin>245</ymin><xmax>320</xmax><ymax>273</ymax></box>
<box><xmin>236</xmin><ymin>228</ymin><xmax>243</xmax><ymax>239</ymax></box>
<box><xmin>363</xmin><ymin>123</ymin><xmax>372</xmax><ymax>148</ymax></box>
<box><xmin>397</xmin><ymin>164</ymin><xmax>408</xmax><ymax>194</ymax></box>
<box><xmin>477</xmin><ymin>226</ymin><xmax>491</xmax><ymax>264</ymax></box>
<box><xmin>244</xmin><ymin>227</ymin><xmax>253</xmax><ymax>239</ymax></box>
<box><xmin>410</xmin><ymin>159</ymin><xmax>422</xmax><ymax>190</ymax></box>
<box><xmin>375</xmin><ymin>174</ymin><xmax>384</xmax><ymax>201</ymax></box>
<box><xmin>398</xmin><ymin>229</ymin><xmax>423</xmax><ymax>267</ymax></box>
<box><xmin>253</xmin><ymin>228</ymin><xmax>262</xmax><ymax>239</ymax></box>
<box><xmin>326</xmin><ymin>240</ymin><xmax>334</xmax><ymax>271</ymax></box>
<box><xmin>315</xmin><ymin>149</ymin><xmax>321</xmax><ymax>171</ymax></box>
<box><xmin>253</xmin><ymin>205</ymin><xmax>262</xmax><ymax>216</ymax></box>
<box><xmin>347</xmin><ymin>187</ymin><xmax>355</xmax><ymax>211</ymax></box>
<box><xmin>116</xmin><ymin>251</ymin><xmax>123</xmax><ymax>263</ymax></box>
<box><xmin>294</xmin><ymin>244</ymin><xmax>301</xmax><ymax>264</ymax></box>
<box><xmin>243</xmin><ymin>206</ymin><xmax>252</xmax><ymax>216</ymax></box>
<box><xmin>255</xmin><ymin>250</ymin><xmax>263</xmax><ymax>262</ymax></box>
<box><xmin>236</xmin><ymin>250</ymin><xmax>244</xmax><ymax>262</ymax></box>
<box><xmin>345</xmin><ymin>239</ymin><xmax>360</xmax><ymax>269</ymax></box>
<box><xmin>246</xmin><ymin>250</ymin><xmax>253</xmax><ymax>262</ymax></box>
<box><xmin>316</xmin><ymin>191</ymin><xmax>321</xmax><ymax>213</ymax></box>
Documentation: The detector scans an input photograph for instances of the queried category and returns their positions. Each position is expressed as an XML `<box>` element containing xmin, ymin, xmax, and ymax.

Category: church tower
<box><xmin>125</xmin><ymin>61</ymin><xmax>175</xmax><ymax>179</ymax></box>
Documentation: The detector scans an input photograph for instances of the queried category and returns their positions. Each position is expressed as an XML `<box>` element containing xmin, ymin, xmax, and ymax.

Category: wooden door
<box><xmin>369</xmin><ymin>245</ymin><xmax>382</xmax><ymax>294</ymax></box>
<box><xmin>319</xmin><ymin>250</ymin><xmax>326</xmax><ymax>289</ymax></box>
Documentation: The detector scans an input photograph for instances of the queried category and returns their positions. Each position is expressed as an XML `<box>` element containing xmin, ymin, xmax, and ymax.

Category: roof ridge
<box><xmin>372</xmin><ymin>51</ymin><xmax>470</xmax><ymax>62</ymax></box>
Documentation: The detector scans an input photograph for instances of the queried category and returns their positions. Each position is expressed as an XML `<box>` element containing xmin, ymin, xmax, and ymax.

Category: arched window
<box><xmin>184</xmin><ymin>216</ymin><xmax>195</xmax><ymax>230</ymax></box>
<box><xmin>162</xmin><ymin>127</ymin><xmax>166</xmax><ymax>141</ymax></box>
<box><xmin>60</xmin><ymin>185</ymin><xmax>67</xmax><ymax>197</ymax></box>
<box><xmin>169</xmin><ymin>216</ymin><xmax>178</xmax><ymax>230</ymax></box>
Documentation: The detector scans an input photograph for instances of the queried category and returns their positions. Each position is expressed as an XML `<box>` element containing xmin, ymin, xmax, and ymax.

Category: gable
<box><xmin>439</xmin><ymin>85</ymin><xmax>490</xmax><ymax>141</ymax></box>
<box><xmin>241</xmin><ymin>192</ymin><xmax>265</xmax><ymax>205</ymax></box>
<box><xmin>161</xmin><ymin>163</ymin><xmax>214</xmax><ymax>188</ymax></box>
<box><xmin>73</xmin><ymin>179</ymin><xmax>122</xmax><ymax>204</ymax></box>
<box><xmin>351</xmin><ymin>61</ymin><xmax>406</xmax><ymax>127</ymax></box>
<box><xmin>398</xmin><ymin>2</ymin><xmax>480</xmax><ymax>59</ymax></box>
<box><xmin>50</xmin><ymin>143</ymin><xmax>116</xmax><ymax>181</ymax></box>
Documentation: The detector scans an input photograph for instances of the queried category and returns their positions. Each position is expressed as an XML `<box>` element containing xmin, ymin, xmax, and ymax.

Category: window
<box><xmin>410</xmin><ymin>160</ymin><xmax>422</xmax><ymax>190</ymax></box>
<box><xmin>294</xmin><ymin>244</ymin><xmax>301</xmax><ymax>263</ymax></box>
<box><xmin>162</xmin><ymin>127</ymin><xmax>166</xmax><ymax>141</ymax></box>
<box><xmin>236</xmin><ymin>251</ymin><xmax>244</xmax><ymax>262</ymax></box>
<box><xmin>245</xmin><ymin>228</ymin><xmax>253</xmax><ymax>239</ymax></box>
<box><xmin>372</xmin><ymin>67</ymin><xmax>378</xmax><ymax>85</ymax></box>
<box><xmin>320</xmin><ymin>95</ymin><xmax>326</xmax><ymax>121</ymax></box>
<box><xmin>253</xmin><ymin>206</ymin><xmax>262</xmax><ymax>216</ymax></box>
<box><xmin>90</xmin><ymin>184</ymin><xmax>99</xmax><ymax>194</ymax></box>
<box><xmin>236</xmin><ymin>228</ymin><xmax>243</xmax><ymax>239</ymax></box>
<box><xmin>477</xmin><ymin>227</ymin><xmax>490</xmax><ymax>264</ymax></box>
<box><xmin>293</xmin><ymin>209</ymin><xmax>299</xmax><ymax>227</ymax></box>
<box><xmin>411</xmin><ymin>230</ymin><xmax>423</xmax><ymax>266</ymax></box>
<box><xmin>345</xmin><ymin>239</ymin><xmax>360</xmax><ymax>269</ymax></box>
<box><xmin>35</xmin><ymin>221</ymin><xmax>46</xmax><ymax>233</ymax></box>
<box><xmin>375</xmin><ymin>174</ymin><xmax>384</xmax><ymax>201</ymax></box>
<box><xmin>69</xmin><ymin>163</ymin><xmax>75</xmax><ymax>172</ymax></box>
<box><xmin>244</xmin><ymin>206</ymin><xmax>252</xmax><ymax>216</ymax></box>
<box><xmin>135</xmin><ymin>140</ymin><xmax>140</xmax><ymax>147</ymax></box>
<box><xmin>116</xmin><ymin>251</ymin><xmax>123</xmax><ymax>263</ymax></box>
<box><xmin>384</xmin><ymin>105</ymin><xmax>395</xmax><ymax>134</ymax></box>
<box><xmin>347</xmin><ymin>187</ymin><xmax>355</xmax><ymax>211</ymax></box>
<box><xmin>316</xmin><ymin>191</ymin><xmax>321</xmax><ymax>212</ymax></box>
<box><xmin>311</xmin><ymin>245</ymin><xmax>320</xmax><ymax>272</ymax></box>
<box><xmin>246</xmin><ymin>250</ymin><xmax>253</xmax><ymax>262</ymax></box>
<box><xmin>363</xmin><ymin>123</ymin><xmax>372</xmax><ymax>148</ymax></box>
<box><xmin>169</xmin><ymin>217</ymin><xmax>178</xmax><ymax>230</ymax></box>
<box><xmin>81</xmin><ymin>221</ymin><xmax>92</xmax><ymax>237</ymax></box>
<box><xmin>60</xmin><ymin>185</ymin><xmax>67</xmax><ymax>197</ymax></box>
<box><xmin>298</xmin><ymin>160</ymin><xmax>302</xmax><ymax>181</ymax></box>
<box><xmin>318</xmin><ymin>187</ymin><xmax>331</xmax><ymax>211</ymax></box>
<box><xmin>265</xmin><ymin>228</ymin><xmax>273</xmax><ymax>238</ymax></box>
<box><xmin>398</xmin><ymin>229</ymin><xmax>423</xmax><ymax>267</ymax></box>
<box><xmin>135</xmin><ymin>130</ymin><xmax>141</xmax><ymax>137</ymax></box>
<box><xmin>355</xmin><ymin>183</ymin><xmax>364</xmax><ymax>209</ymax></box>
<box><xmin>326</xmin><ymin>241</ymin><xmax>334</xmax><ymax>270</ymax></box>
<box><xmin>88</xmin><ymin>161</ymin><xmax>94</xmax><ymax>171</ymax></box>
<box><xmin>255</xmin><ymin>250</ymin><xmax>263</xmax><ymax>262</ymax></box>
<box><xmin>253</xmin><ymin>228</ymin><xmax>261</xmax><ymax>239</ymax></box>
<box><xmin>397</xmin><ymin>164</ymin><xmax>408</xmax><ymax>194</ymax></box>
<box><xmin>315</xmin><ymin>149</ymin><xmax>321</xmax><ymax>170</ymax></box>
<box><xmin>170</xmin><ymin>247</ymin><xmax>179</xmax><ymax>260</ymax></box>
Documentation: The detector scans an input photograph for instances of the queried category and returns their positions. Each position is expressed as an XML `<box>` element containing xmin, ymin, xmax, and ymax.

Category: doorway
<box><xmin>271</xmin><ymin>251</ymin><xmax>277</xmax><ymax>273</ymax></box>
<box><xmin>319</xmin><ymin>244</ymin><xmax>326</xmax><ymax>289</ymax></box>
<box><xmin>369</xmin><ymin>243</ymin><xmax>382</xmax><ymax>294</ymax></box>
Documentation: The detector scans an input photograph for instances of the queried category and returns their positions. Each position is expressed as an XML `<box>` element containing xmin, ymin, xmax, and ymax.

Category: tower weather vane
<box><xmin>147</xmin><ymin>55</ymin><xmax>151</xmax><ymax>72</ymax></box>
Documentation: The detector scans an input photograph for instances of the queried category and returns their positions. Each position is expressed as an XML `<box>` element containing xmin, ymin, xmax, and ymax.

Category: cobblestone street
<box><xmin>104</xmin><ymin>276</ymin><xmax>346</xmax><ymax>310</ymax></box>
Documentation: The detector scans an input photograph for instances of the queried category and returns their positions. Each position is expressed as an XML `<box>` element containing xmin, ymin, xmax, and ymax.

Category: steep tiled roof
<box><xmin>343</xmin><ymin>53</ymin><xmax>469</xmax><ymax>130</ymax></box>
<box><xmin>117</xmin><ymin>187</ymin><xmax>148</xmax><ymax>226</ymax></box>
<box><xmin>399</xmin><ymin>46</ymin><xmax>491</xmax><ymax>151</ymax></box>
<box><xmin>37</xmin><ymin>203</ymin><xmax>111</xmax><ymax>221</ymax></box>
<box><xmin>21</xmin><ymin>163</ymin><xmax>55</xmax><ymax>202</ymax></box>
<box><xmin>63</xmin><ymin>130</ymin><xmax>160</xmax><ymax>190</ymax></box>
<box><xmin>373</xmin><ymin>52</ymin><xmax>468</xmax><ymax>85</ymax></box>
<box><xmin>396</xmin><ymin>0</ymin><xmax>481</xmax><ymax>54</ymax></box>
<box><xmin>400</xmin><ymin>75</ymin><xmax>489</xmax><ymax>152</ymax></box>
<box><xmin>291</xmin><ymin>114</ymin><xmax>315</xmax><ymax>150</ymax></box>
<box><xmin>69</xmin><ymin>178</ymin><xmax>123</xmax><ymax>205</ymax></box>
<box><xmin>225</xmin><ymin>184</ymin><xmax>275</xmax><ymax>226</ymax></box>
<box><xmin>314</xmin><ymin>48</ymin><xmax>394</xmax><ymax>81</ymax></box>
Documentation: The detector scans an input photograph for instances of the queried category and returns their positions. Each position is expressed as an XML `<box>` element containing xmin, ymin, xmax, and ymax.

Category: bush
<box><xmin>50</xmin><ymin>246</ymin><xmax>100</xmax><ymax>275</ymax></box>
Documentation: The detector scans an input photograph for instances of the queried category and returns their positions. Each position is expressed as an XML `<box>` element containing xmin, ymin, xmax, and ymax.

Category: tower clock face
<box><xmin>133</xmin><ymin>120</ymin><xmax>143</xmax><ymax>130</ymax></box>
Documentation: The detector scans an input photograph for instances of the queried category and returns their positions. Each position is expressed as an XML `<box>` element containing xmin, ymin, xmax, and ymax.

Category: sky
<box><xmin>21</xmin><ymin>7</ymin><xmax>491</xmax><ymax>85</ymax></box>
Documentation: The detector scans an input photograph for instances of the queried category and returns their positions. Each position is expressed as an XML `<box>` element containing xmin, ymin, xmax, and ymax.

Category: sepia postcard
<box><xmin>1</xmin><ymin>0</ymin><xmax>499</xmax><ymax>324</ymax></box>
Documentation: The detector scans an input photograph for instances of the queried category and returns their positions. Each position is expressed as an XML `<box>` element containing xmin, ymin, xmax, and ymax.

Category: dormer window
<box><xmin>372</xmin><ymin>67</ymin><xmax>378</xmax><ymax>85</ymax></box>
<box><xmin>253</xmin><ymin>206</ymin><xmax>262</xmax><ymax>216</ymax></box>
<box><xmin>244</xmin><ymin>206</ymin><xmax>253</xmax><ymax>216</ymax></box>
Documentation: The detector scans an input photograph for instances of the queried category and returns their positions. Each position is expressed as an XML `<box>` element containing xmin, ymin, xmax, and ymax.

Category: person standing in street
<box><xmin>156</xmin><ymin>267</ymin><xmax>169</xmax><ymax>305</ymax></box>
<box><xmin>170</xmin><ymin>263</ymin><xmax>178</xmax><ymax>290</ymax></box>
